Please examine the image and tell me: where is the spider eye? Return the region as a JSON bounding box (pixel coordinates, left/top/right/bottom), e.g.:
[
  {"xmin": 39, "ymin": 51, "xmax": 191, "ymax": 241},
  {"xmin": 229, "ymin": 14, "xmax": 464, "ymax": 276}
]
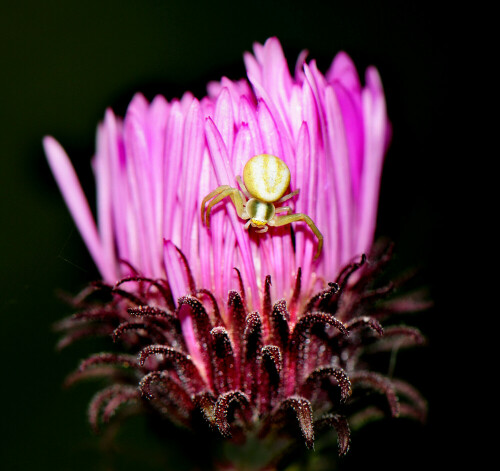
[{"xmin": 243, "ymin": 154, "xmax": 290, "ymax": 202}]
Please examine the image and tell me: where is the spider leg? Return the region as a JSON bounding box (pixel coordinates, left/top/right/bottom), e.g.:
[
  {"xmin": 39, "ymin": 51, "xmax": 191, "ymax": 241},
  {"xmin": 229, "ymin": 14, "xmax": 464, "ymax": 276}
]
[
  {"xmin": 275, "ymin": 206, "xmax": 291, "ymax": 214},
  {"xmin": 236, "ymin": 175, "xmax": 252, "ymax": 199},
  {"xmin": 201, "ymin": 185, "xmax": 232, "ymax": 226},
  {"xmin": 203, "ymin": 187, "xmax": 248, "ymax": 228},
  {"xmin": 229, "ymin": 189, "xmax": 248, "ymax": 219},
  {"xmin": 276, "ymin": 189, "xmax": 299, "ymax": 204},
  {"xmin": 269, "ymin": 212, "xmax": 323, "ymax": 259}
]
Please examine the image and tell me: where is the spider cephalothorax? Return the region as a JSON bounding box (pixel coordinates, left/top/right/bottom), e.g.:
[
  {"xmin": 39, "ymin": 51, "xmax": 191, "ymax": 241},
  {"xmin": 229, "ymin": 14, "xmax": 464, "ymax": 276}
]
[{"xmin": 201, "ymin": 154, "xmax": 324, "ymax": 258}]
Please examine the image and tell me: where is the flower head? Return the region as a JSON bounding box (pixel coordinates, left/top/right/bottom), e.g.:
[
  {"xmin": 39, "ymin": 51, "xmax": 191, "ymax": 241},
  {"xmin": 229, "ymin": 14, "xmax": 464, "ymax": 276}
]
[
  {"xmin": 45, "ymin": 38, "xmax": 426, "ymax": 468},
  {"xmin": 45, "ymin": 37, "xmax": 389, "ymax": 311}
]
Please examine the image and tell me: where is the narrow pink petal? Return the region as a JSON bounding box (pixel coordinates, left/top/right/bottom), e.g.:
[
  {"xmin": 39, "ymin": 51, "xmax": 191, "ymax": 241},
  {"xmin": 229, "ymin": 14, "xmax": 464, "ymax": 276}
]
[
  {"xmin": 328, "ymin": 53, "xmax": 365, "ymax": 206},
  {"xmin": 208, "ymin": 168, "xmax": 225, "ymax": 301},
  {"xmin": 180, "ymin": 91, "xmax": 195, "ymax": 114},
  {"xmin": 163, "ymin": 101, "xmax": 184, "ymax": 244},
  {"xmin": 253, "ymin": 89, "xmax": 294, "ymax": 155},
  {"xmin": 326, "ymin": 51, "xmax": 362, "ymax": 94},
  {"xmin": 303, "ymin": 62, "xmax": 327, "ymax": 139},
  {"xmin": 239, "ymin": 96, "xmax": 264, "ymax": 154},
  {"xmin": 255, "ymin": 238, "xmax": 272, "ymax": 300},
  {"xmin": 309, "ymin": 60, "xmax": 328, "ymax": 91},
  {"xmin": 301, "ymin": 78, "xmax": 320, "ymax": 165},
  {"xmin": 294, "ymin": 49, "xmax": 309, "ymax": 83},
  {"xmin": 325, "ymin": 85, "xmax": 353, "ymax": 265},
  {"xmin": 197, "ymin": 152, "xmax": 216, "ymax": 290},
  {"xmin": 357, "ymin": 67, "xmax": 388, "ymax": 255},
  {"xmin": 170, "ymin": 203, "xmax": 183, "ymax": 254},
  {"xmin": 124, "ymin": 96, "xmax": 157, "ymax": 276},
  {"xmin": 178, "ymin": 304, "xmax": 209, "ymax": 384},
  {"xmin": 333, "ymin": 82, "xmax": 364, "ymax": 202},
  {"xmin": 300, "ymin": 83, "xmax": 321, "ymax": 224},
  {"xmin": 208, "ymin": 77, "xmax": 253, "ymax": 123},
  {"xmin": 200, "ymin": 96, "xmax": 215, "ymax": 119},
  {"xmin": 206, "ymin": 79, "xmax": 221, "ymax": 98},
  {"xmin": 200, "ymin": 150, "xmax": 227, "ymax": 304},
  {"xmin": 104, "ymin": 109, "xmax": 130, "ymax": 269},
  {"xmin": 257, "ymin": 99, "xmax": 285, "ymax": 159},
  {"xmin": 43, "ymin": 136, "xmax": 113, "ymax": 281},
  {"xmin": 232, "ymin": 124, "xmax": 255, "ymax": 177},
  {"xmin": 179, "ymin": 99, "xmax": 204, "ymax": 258},
  {"xmin": 93, "ymin": 124, "xmax": 118, "ymax": 280},
  {"xmin": 213, "ymin": 88, "xmax": 235, "ymax": 162},
  {"xmin": 243, "ymin": 51, "xmax": 262, "ymax": 88},
  {"xmin": 293, "ymin": 122, "xmax": 314, "ymax": 283},
  {"xmin": 163, "ymin": 240, "xmax": 189, "ymax": 303},
  {"xmin": 252, "ymin": 41, "xmax": 266, "ymax": 68},
  {"xmin": 205, "ymin": 117, "xmax": 237, "ymax": 187},
  {"xmin": 303, "ymin": 64, "xmax": 339, "ymax": 274},
  {"xmin": 222, "ymin": 227, "xmax": 236, "ymax": 298},
  {"xmin": 245, "ymin": 47, "xmax": 295, "ymax": 151},
  {"xmin": 288, "ymin": 85, "xmax": 304, "ymax": 144},
  {"xmin": 148, "ymin": 95, "xmax": 170, "ymax": 277},
  {"xmin": 261, "ymin": 37, "xmax": 293, "ymax": 105}
]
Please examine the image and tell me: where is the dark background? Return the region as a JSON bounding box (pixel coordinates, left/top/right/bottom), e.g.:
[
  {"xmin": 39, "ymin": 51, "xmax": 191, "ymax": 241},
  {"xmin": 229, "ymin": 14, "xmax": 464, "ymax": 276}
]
[{"xmin": 1, "ymin": 1, "xmax": 461, "ymax": 470}]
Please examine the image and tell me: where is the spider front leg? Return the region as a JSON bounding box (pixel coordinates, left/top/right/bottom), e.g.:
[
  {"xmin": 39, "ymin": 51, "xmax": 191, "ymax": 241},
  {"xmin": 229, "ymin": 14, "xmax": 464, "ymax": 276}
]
[
  {"xmin": 201, "ymin": 186, "xmax": 248, "ymax": 228},
  {"xmin": 269, "ymin": 212, "xmax": 323, "ymax": 259}
]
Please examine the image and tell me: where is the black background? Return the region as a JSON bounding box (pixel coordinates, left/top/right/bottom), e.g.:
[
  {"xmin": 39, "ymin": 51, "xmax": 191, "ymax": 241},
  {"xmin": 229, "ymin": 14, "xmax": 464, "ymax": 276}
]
[{"xmin": 1, "ymin": 1, "xmax": 463, "ymax": 470}]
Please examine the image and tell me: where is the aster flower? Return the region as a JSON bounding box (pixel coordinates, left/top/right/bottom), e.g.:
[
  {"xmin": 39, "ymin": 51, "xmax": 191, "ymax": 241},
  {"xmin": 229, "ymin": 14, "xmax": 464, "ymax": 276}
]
[{"xmin": 45, "ymin": 38, "xmax": 427, "ymax": 470}]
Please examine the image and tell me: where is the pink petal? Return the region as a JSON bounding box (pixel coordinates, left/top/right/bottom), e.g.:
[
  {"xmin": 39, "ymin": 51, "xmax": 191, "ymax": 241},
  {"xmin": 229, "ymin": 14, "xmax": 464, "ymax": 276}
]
[
  {"xmin": 124, "ymin": 95, "xmax": 158, "ymax": 276},
  {"xmin": 43, "ymin": 136, "xmax": 114, "ymax": 281},
  {"xmin": 357, "ymin": 67, "xmax": 388, "ymax": 255},
  {"xmin": 327, "ymin": 51, "xmax": 362, "ymax": 94},
  {"xmin": 178, "ymin": 303, "xmax": 209, "ymax": 384},
  {"xmin": 163, "ymin": 101, "xmax": 184, "ymax": 245},
  {"xmin": 163, "ymin": 240, "xmax": 189, "ymax": 303},
  {"xmin": 179, "ymin": 99, "xmax": 204, "ymax": 259},
  {"xmin": 332, "ymin": 82, "xmax": 364, "ymax": 202},
  {"xmin": 213, "ymin": 88, "xmax": 235, "ymax": 162},
  {"xmin": 93, "ymin": 123, "xmax": 118, "ymax": 279},
  {"xmin": 148, "ymin": 95, "xmax": 171, "ymax": 275},
  {"xmin": 103, "ymin": 109, "xmax": 131, "ymax": 270},
  {"xmin": 325, "ymin": 85, "xmax": 353, "ymax": 265},
  {"xmin": 232, "ymin": 124, "xmax": 256, "ymax": 177},
  {"xmin": 303, "ymin": 64, "xmax": 339, "ymax": 273},
  {"xmin": 239, "ymin": 96, "xmax": 264, "ymax": 154},
  {"xmin": 293, "ymin": 122, "xmax": 315, "ymax": 284},
  {"xmin": 196, "ymin": 152, "xmax": 216, "ymax": 290}
]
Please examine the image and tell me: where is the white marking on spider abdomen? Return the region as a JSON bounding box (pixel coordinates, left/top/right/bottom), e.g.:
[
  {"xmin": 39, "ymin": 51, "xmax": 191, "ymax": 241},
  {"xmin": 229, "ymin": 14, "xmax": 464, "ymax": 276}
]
[{"xmin": 243, "ymin": 154, "xmax": 291, "ymax": 202}]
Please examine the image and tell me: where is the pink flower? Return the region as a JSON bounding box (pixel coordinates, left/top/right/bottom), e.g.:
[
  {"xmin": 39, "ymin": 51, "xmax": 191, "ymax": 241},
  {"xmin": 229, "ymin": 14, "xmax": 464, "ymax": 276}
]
[
  {"xmin": 46, "ymin": 38, "xmax": 425, "ymax": 465},
  {"xmin": 44, "ymin": 37, "xmax": 389, "ymax": 313}
]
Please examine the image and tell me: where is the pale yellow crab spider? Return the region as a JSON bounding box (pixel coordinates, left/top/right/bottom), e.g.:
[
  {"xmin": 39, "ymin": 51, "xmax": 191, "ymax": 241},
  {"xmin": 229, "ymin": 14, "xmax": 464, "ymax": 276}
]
[{"xmin": 201, "ymin": 154, "xmax": 323, "ymax": 259}]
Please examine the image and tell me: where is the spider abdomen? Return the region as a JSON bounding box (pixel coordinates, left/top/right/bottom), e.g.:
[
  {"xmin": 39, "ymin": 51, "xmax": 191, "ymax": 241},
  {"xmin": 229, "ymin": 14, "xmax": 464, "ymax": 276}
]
[{"xmin": 243, "ymin": 154, "xmax": 291, "ymax": 202}]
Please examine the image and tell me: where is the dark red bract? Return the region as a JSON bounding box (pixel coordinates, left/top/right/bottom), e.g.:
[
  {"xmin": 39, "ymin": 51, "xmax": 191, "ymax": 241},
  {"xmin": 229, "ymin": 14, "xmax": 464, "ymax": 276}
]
[{"xmin": 57, "ymin": 244, "xmax": 428, "ymax": 469}]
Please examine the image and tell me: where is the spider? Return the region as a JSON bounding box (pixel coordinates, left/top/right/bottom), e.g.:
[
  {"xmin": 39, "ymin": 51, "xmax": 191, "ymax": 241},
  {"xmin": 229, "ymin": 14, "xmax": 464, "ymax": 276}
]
[{"xmin": 201, "ymin": 154, "xmax": 323, "ymax": 258}]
